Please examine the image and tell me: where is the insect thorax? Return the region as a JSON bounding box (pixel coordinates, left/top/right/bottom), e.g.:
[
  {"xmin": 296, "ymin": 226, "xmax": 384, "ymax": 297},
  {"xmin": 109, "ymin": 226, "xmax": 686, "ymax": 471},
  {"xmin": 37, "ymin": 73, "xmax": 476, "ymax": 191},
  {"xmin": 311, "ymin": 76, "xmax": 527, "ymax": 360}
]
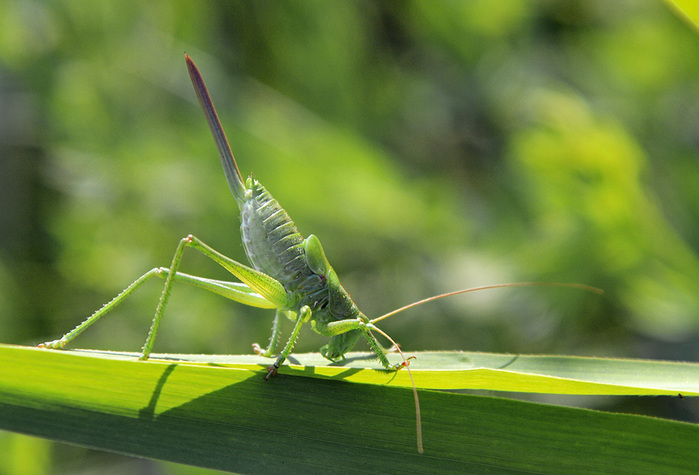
[{"xmin": 240, "ymin": 180, "xmax": 363, "ymax": 324}]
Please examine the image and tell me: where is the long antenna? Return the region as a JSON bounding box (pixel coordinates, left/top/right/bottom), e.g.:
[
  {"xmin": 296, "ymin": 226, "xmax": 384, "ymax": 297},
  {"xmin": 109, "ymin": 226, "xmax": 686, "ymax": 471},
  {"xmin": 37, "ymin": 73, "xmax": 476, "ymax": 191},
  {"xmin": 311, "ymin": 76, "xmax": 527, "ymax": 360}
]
[
  {"xmin": 369, "ymin": 280, "xmax": 602, "ymax": 454},
  {"xmin": 369, "ymin": 324, "xmax": 423, "ymax": 454},
  {"xmin": 371, "ymin": 282, "xmax": 603, "ymax": 325}
]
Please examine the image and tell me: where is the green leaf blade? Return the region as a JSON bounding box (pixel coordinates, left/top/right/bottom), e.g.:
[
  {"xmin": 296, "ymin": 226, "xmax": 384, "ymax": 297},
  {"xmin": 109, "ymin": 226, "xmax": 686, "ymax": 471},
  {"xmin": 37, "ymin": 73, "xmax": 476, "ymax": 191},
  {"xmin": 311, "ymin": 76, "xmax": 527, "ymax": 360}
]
[
  {"xmin": 0, "ymin": 344, "xmax": 697, "ymax": 473},
  {"xmin": 136, "ymin": 349, "xmax": 699, "ymax": 395}
]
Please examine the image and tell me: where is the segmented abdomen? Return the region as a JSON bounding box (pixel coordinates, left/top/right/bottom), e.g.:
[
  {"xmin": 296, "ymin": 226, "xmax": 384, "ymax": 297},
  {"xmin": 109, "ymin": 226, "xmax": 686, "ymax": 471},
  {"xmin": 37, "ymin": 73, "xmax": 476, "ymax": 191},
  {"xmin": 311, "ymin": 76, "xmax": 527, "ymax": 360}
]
[{"xmin": 240, "ymin": 180, "xmax": 324, "ymax": 306}]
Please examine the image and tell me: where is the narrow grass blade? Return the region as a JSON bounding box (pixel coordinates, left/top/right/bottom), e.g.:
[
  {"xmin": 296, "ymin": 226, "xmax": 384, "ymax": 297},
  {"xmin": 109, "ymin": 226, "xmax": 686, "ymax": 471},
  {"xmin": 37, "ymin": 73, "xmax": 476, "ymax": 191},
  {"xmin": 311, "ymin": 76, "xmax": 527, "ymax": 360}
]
[{"xmin": 0, "ymin": 344, "xmax": 697, "ymax": 473}]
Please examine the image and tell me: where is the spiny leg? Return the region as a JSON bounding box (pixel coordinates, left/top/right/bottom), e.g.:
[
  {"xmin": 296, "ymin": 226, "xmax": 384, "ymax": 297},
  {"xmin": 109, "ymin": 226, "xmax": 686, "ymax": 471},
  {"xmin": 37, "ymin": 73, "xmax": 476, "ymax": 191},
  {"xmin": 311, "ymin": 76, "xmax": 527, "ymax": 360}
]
[
  {"xmin": 42, "ymin": 234, "xmax": 284, "ymax": 358},
  {"xmin": 39, "ymin": 268, "xmax": 165, "ymax": 350},
  {"xmin": 252, "ymin": 308, "xmax": 283, "ymax": 357},
  {"xmin": 141, "ymin": 234, "xmax": 289, "ymax": 359},
  {"xmin": 38, "ymin": 268, "xmax": 272, "ymax": 350},
  {"xmin": 314, "ymin": 316, "xmax": 423, "ymax": 453},
  {"xmin": 263, "ymin": 305, "xmax": 312, "ymax": 380},
  {"xmin": 360, "ymin": 325, "xmax": 407, "ymax": 371},
  {"xmin": 140, "ymin": 236, "xmax": 190, "ymax": 359},
  {"xmin": 316, "ymin": 318, "xmax": 404, "ymax": 370},
  {"xmin": 159, "ymin": 269, "xmax": 276, "ymax": 309},
  {"xmin": 184, "ymin": 234, "xmax": 289, "ymax": 308}
]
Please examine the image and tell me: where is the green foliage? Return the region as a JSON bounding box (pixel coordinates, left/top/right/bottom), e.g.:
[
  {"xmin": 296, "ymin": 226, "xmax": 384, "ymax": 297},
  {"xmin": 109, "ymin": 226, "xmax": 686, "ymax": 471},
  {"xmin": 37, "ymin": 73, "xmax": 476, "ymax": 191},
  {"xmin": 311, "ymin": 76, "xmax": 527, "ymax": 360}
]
[
  {"xmin": 1, "ymin": 345, "xmax": 698, "ymax": 473},
  {"xmin": 0, "ymin": 1, "xmax": 696, "ymax": 472}
]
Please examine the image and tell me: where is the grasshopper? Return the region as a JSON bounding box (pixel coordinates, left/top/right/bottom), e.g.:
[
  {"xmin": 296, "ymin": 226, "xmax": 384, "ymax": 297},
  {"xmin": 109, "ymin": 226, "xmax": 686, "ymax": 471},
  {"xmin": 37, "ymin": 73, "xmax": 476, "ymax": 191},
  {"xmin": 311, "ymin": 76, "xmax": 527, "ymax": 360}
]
[{"xmin": 40, "ymin": 55, "xmax": 601, "ymax": 453}]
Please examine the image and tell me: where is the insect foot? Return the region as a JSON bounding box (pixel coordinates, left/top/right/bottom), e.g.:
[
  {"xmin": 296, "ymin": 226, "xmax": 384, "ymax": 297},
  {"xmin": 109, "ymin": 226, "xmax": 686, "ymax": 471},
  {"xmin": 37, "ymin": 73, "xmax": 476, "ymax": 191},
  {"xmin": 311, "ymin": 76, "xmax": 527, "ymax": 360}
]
[
  {"xmin": 37, "ymin": 338, "xmax": 67, "ymax": 349},
  {"xmin": 263, "ymin": 363, "xmax": 279, "ymax": 380},
  {"xmin": 251, "ymin": 343, "xmax": 265, "ymax": 355},
  {"xmin": 394, "ymin": 355, "xmax": 417, "ymax": 370}
]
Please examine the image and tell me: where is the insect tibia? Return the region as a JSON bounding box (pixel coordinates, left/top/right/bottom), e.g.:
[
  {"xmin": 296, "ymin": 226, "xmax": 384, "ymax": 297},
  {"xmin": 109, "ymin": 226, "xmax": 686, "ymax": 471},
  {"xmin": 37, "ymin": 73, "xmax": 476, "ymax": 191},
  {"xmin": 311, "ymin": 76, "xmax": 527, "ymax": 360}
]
[
  {"xmin": 253, "ymin": 309, "xmax": 283, "ymax": 357},
  {"xmin": 263, "ymin": 362, "xmax": 279, "ymax": 380}
]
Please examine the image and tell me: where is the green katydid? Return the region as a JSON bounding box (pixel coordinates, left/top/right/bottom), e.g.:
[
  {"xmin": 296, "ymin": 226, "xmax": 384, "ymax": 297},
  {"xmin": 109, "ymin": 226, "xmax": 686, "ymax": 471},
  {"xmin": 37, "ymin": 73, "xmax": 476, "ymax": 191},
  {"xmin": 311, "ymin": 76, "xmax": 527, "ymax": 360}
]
[{"xmin": 39, "ymin": 54, "xmax": 602, "ymax": 454}]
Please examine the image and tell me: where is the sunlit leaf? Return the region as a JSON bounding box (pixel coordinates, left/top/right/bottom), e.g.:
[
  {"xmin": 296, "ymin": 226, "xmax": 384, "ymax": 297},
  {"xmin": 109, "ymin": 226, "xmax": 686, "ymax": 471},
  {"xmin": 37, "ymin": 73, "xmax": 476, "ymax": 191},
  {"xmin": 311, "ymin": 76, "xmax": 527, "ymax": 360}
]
[{"xmin": 1, "ymin": 345, "xmax": 697, "ymax": 472}]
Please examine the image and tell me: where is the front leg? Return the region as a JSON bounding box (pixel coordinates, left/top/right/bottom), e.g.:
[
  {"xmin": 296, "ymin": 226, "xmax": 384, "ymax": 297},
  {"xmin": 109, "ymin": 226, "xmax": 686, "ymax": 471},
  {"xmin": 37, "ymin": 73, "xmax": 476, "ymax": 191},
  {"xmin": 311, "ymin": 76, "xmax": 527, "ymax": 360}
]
[{"xmin": 315, "ymin": 318, "xmax": 405, "ymax": 371}]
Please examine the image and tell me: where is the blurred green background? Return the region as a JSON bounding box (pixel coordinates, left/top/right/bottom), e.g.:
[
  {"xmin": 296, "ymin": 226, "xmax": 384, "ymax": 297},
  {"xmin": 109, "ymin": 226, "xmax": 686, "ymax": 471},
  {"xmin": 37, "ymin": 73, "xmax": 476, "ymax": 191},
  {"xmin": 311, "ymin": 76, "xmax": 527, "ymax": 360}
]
[{"xmin": 0, "ymin": 1, "xmax": 697, "ymax": 473}]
